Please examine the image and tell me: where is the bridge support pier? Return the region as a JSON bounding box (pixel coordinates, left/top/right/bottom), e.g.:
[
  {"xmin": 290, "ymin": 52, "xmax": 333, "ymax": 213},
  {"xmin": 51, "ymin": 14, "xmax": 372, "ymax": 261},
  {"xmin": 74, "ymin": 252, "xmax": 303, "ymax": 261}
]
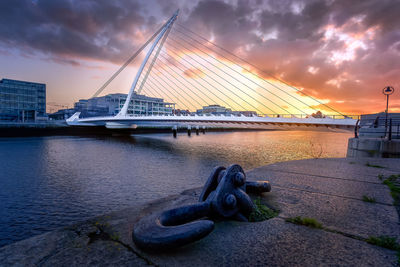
[
  {"xmin": 172, "ymin": 126, "xmax": 177, "ymax": 138},
  {"xmin": 202, "ymin": 126, "xmax": 206, "ymax": 134},
  {"xmin": 196, "ymin": 126, "xmax": 199, "ymax": 135},
  {"xmin": 187, "ymin": 126, "xmax": 191, "ymax": 137}
]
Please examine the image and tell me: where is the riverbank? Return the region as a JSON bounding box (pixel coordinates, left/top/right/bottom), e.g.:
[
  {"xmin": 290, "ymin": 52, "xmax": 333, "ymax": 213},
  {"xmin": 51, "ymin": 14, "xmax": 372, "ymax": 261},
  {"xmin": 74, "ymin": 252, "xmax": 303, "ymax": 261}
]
[{"xmin": 1, "ymin": 157, "xmax": 399, "ymax": 266}]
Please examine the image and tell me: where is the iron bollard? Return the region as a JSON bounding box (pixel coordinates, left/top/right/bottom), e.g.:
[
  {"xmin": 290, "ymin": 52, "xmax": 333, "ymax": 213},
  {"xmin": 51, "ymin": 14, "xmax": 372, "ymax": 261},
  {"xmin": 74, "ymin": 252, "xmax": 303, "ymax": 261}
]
[
  {"xmin": 172, "ymin": 126, "xmax": 177, "ymax": 138},
  {"xmin": 132, "ymin": 164, "xmax": 271, "ymax": 251}
]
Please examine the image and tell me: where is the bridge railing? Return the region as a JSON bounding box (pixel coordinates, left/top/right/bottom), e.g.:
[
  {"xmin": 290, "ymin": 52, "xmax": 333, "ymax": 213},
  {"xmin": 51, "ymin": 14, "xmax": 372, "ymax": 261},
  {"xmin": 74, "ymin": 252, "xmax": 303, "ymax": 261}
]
[
  {"xmin": 260, "ymin": 114, "xmax": 360, "ymax": 120},
  {"xmin": 123, "ymin": 113, "xmax": 360, "ymax": 119}
]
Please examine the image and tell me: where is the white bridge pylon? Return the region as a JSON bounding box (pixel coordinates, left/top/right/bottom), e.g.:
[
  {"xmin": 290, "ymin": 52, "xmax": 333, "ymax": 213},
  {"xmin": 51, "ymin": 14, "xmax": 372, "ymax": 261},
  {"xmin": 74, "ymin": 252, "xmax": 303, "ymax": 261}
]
[
  {"xmin": 67, "ymin": 10, "xmax": 357, "ymax": 130},
  {"xmin": 118, "ymin": 10, "xmax": 179, "ymax": 117}
]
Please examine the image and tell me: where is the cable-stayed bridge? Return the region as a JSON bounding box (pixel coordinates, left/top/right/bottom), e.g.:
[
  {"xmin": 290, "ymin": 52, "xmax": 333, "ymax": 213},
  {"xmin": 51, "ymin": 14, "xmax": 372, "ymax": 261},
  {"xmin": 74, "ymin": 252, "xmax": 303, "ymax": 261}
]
[{"xmin": 67, "ymin": 10, "xmax": 358, "ymax": 131}]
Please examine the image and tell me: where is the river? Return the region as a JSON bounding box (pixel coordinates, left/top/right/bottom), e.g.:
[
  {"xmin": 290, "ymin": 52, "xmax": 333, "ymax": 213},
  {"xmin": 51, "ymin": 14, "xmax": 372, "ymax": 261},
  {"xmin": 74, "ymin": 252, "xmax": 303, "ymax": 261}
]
[{"xmin": 0, "ymin": 130, "xmax": 351, "ymax": 247}]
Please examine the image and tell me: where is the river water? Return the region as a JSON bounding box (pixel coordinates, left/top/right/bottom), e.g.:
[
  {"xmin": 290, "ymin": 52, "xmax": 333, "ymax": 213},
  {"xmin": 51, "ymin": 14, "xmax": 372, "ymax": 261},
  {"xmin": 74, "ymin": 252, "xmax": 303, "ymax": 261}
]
[{"xmin": 0, "ymin": 130, "xmax": 351, "ymax": 247}]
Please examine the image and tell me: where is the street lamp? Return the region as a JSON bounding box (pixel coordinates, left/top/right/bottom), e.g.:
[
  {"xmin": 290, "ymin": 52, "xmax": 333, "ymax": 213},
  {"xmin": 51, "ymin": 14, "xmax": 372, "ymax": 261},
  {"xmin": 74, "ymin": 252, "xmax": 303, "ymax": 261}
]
[{"xmin": 382, "ymin": 86, "xmax": 394, "ymax": 137}]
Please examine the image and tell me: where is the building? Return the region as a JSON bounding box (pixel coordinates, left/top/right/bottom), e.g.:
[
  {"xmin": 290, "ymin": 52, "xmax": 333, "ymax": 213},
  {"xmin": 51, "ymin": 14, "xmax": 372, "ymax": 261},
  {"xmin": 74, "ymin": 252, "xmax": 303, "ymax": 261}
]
[
  {"xmin": 196, "ymin": 104, "xmax": 232, "ymax": 115},
  {"xmin": 51, "ymin": 93, "xmax": 175, "ymax": 119},
  {"xmin": 0, "ymin": 78, "xmax": 46, "ymax": 122},
  {"xmin": 196, "ymin": 104, "xmax": 257, "ymax": 116}
]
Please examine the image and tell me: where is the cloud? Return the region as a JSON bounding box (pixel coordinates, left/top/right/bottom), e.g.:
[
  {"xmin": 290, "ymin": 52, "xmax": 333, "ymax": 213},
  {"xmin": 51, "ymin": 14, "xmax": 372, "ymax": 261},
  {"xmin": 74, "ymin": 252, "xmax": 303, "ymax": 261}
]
[
  {"xmin": 173, "ymin": 0, "xmax": 400, "ymax": 114},
  {"xmin": 0, "ymin": 0, "xmax": 153, "ymax": 64},
  {"xmin": 0, "ymin": 0, "xmax": 399, "ymax": 114}
]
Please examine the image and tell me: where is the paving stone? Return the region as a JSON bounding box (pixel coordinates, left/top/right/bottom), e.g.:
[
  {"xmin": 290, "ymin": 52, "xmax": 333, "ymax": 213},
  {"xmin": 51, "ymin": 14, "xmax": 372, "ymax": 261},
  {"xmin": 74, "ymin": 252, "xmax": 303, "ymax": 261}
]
[
  {"xmin": 137, "ymin": 219, "xmax": 398, "ymax": 267},
  {"xmin": 259, "ymin": 158, "xmax": 400, "ymax": 183},
  {"xmin": 247, "ymin": 169, "xmax": 394, "ymax": 205},
  {"xmin": 264, "ymin": 187, "xmax": 400, "ymax": 239}
]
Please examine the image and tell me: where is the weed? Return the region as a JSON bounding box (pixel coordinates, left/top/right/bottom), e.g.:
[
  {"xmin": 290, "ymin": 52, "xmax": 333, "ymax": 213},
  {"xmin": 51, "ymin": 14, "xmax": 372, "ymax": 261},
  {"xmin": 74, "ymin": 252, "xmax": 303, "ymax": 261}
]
[
  {"xmin": 378, "ymin": 174, "xmax": 384, "ymax": 180},
  {"xmin": 110, "ymin": 233, "xmax": 120, "ymax": 241},
  {"xmin": 365, "ymin": 162, "xmax": 385, "ymax": 168},
  {"xmin": 382, "ymin": 175, "xmax": 400, "ymax": 205},
  {"xmin": 285, "ymin": 216, "xmax": 322, "ymax": 229},
  {"xmin": 397, "ymin": 251, "xmax": 400, "ymax": 266},
  {"xmin": 362, "ymin": 195, "xmax": 376, "ymax": 203},
  {"xmin": 249, "ymin": 198, "xmax": 278, "ymax": 222},
  {"xmin": 366, "ymin": 236, "xmax": 400, "ymax": 250}
]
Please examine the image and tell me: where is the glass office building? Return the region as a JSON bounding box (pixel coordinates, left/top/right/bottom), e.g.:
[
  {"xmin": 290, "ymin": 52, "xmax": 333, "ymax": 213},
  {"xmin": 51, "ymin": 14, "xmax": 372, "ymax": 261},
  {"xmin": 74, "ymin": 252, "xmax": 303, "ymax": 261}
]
[{"xmin": 0, "ymin": 78, "xmax": 46, "ymax": 122}]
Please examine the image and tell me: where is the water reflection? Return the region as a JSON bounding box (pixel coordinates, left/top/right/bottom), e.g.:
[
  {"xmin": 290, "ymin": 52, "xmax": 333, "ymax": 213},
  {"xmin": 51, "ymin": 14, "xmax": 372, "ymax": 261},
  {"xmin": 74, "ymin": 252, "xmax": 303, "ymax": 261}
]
[{"xmin": 0, "ymin": 130, "xmax": 351, "ymax": 247}]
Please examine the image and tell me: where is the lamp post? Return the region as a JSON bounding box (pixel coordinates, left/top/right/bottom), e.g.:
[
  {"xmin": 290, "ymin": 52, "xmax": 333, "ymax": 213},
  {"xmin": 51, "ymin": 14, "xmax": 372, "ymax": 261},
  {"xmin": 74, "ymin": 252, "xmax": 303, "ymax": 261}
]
[{"xmin": 382, "ymin": 86, "xmax": 394, "ymax": 138}]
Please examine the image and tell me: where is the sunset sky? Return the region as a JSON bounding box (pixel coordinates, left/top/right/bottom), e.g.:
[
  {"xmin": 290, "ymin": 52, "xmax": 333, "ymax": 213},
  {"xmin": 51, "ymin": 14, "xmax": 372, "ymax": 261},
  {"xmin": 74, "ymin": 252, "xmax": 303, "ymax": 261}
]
[{"xmin": 0, "ymin": 0, "xmax": 399, "ymax": 114}]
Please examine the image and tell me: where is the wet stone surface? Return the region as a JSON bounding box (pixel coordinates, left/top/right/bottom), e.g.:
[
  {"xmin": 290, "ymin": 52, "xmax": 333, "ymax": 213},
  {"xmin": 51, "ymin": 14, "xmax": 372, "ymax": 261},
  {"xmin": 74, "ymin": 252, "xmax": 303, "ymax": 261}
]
[{"xmin": 0, "ymin": 158, "xmax": 399, "ymax": 266}]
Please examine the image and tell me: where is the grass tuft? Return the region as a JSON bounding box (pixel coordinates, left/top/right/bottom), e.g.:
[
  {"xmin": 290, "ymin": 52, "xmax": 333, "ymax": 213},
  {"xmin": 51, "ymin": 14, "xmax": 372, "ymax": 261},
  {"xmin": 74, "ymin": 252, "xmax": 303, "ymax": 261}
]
[
  {"xmin": 362, "ymin": 195, "xmax": 376, "ymax": 203},
  {"xmin": 382, "ymin": 174, "xmax": 400, "ymax": 205},
  {"xmin": 249, "ymin": 198, "xmax": 278, "ymax": 222},
  {"xmin": 366, "ymin": 236, "xmax": 400, "ymax": 250},
  {"xmin": 285, "ymin": 216, "xmax": 322, "ymax": 229},
  {"xmin": 365, "ymin": 162, "xmax": 385, "ymax": 168}
]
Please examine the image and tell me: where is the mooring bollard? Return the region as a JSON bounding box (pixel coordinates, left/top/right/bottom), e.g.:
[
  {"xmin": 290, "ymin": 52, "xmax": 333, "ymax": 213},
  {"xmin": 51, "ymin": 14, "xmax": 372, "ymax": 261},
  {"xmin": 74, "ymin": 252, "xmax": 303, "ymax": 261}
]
[
  {"xmin": 196, "ymin": 126, "xmax": 200, "ymax": 135},
  {"xmin": 187, "ymin": 125, "xmax": 191, "ymax": 136},
  {"xmin": 132, "ymin": 164, "xmax": 271, "ymax": 251},
  {"xmin": 172, "ymin": 126, "xmax": 177, "ymax": 138}
]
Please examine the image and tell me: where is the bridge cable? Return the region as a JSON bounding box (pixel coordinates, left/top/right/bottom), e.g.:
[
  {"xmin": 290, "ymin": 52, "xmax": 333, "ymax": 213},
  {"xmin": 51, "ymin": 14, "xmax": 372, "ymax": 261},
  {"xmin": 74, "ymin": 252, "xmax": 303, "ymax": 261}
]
[
  {"xmin": 173, "ymin": 27, "xmax": 312, "ymax": 114},
  {"xmin": 136, "ymin": 26, "xmax": 172, "ymax": 95},
  {"xmin": 150, "ymin": 60, "xmax": 205, "ymax": 108},
  {"xmin": 145, "ymin": 75, "xmax": 192, "ymax": 111},
  {"xmin": 151, "ymin": 58, "xmax": 211, "ymax": 108},
  {"xmin": 138, "ymin": 67, "xmax": 191, "ymax": 111},
  {"xmin": 156, "ymin": 52, "xmax": 235, "ymax": 110},
  {"xmin": 138, "ymin": 75, "xmax": 189, "ymax": 111},
  {"xmin": 90, "ymin": 22, "xmax": 166, "ymax": 98},
  {"xmin": 169, "ymin": 32, "xmax": 305, "ymax": 115},
  {"xmin": 152, "ymin": 53, "xmax": 222, "ymax": 106},
  {"xmin": 145, "ymin": 79, "xmax": 190, "ymax": 111},
  {"xmin": 143, "ymin": 72, "xmax": 192, "ymax": 111},
  {"xmin": 134, "ymin": 45, "xmax": 193, "ymax": 111},
  {"xmin": 162, "ymin": 45, "xmax": 266, "ymax": 114},
  {"xmin": 147, "ymin": 64, "xmax": 200, "ymax": 111},
  {"xmin": 157, "ymin": 51, "xmax": 242, "ymax": 111},
  {"xmin": 176, "ymin": 23, "xmax": 344, "ymax": 116},
  {"xmin": 173, "ymin": 28, "xmax": 311, "ymax": 115},
  {"xmin": 167, "ymin": 34, "xmax": 291, "ymax": 115}
]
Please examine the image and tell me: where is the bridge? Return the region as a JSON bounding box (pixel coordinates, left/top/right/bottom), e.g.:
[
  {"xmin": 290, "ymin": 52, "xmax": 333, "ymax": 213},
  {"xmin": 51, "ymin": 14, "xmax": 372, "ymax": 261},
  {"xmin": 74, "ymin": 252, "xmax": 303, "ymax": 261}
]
[{"xmin": 67, "ymin": 10, "xmax": 358, "ymax": 131}]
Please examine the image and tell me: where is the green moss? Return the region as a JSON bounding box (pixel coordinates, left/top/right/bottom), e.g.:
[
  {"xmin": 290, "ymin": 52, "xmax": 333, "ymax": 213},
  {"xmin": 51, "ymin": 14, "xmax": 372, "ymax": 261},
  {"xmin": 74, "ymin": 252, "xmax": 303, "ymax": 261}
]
[
  {"xmin": 365, "ymin": 162, "xmax": 385, "ymax": 168},
  {"xmin": 362, "ymin": 195, "xmax": 376, "ymax": 203},
  {"xmin": 249, "ymin": 198, "xmax": 278, "ymax": 222},
  {"xmin": 285, "ymin": 216, "xmax": 322, "ymax": 229},
  {"xmin": 378, "ymin": 174, "xmax": 384, "ymax": 180},
  {"xmin": 366, "ymin": 236, "xmax": 400, "ymax": 250},
  {"xmin": 397, "ymin": 251, "xmax": 400, "ymax": 266},
  {"xmin": 382, "ymin": 175, "xmax": 400, "ymax": 205},
  {"xmin": 110, "ymin": 233, "xmax": 120, "ymax": 241}
]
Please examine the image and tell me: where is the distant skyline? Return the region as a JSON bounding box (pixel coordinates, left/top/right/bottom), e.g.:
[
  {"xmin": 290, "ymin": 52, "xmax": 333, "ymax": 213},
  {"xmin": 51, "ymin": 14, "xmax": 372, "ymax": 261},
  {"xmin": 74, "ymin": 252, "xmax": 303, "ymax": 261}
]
[{"xmin": 0, "ymin": 0, "xmax": 399, "ymax": 114}]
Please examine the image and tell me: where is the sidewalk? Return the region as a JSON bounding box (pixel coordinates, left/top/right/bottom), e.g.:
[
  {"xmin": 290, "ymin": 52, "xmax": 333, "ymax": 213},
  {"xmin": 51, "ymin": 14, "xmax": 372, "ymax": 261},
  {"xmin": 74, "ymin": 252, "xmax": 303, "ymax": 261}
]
[{"xmin": 1, "ymin": 158, "xmax": 399, "ymax": 266}]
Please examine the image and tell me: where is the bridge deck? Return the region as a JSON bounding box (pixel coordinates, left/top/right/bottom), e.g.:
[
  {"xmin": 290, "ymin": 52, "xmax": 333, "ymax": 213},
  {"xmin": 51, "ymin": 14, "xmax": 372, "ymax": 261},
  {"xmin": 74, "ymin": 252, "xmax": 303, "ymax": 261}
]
[{"xmin": 66, "ymin": 113, "xmax": 357, "ymax": 129}]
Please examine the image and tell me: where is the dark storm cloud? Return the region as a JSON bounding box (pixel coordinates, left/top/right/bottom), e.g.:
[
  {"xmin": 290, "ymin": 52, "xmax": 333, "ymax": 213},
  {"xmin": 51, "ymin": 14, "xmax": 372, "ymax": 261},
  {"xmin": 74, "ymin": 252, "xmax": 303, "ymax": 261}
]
[{"xmin": 0, "ymin": 0, "xmax": 151, "ymax": 63}]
